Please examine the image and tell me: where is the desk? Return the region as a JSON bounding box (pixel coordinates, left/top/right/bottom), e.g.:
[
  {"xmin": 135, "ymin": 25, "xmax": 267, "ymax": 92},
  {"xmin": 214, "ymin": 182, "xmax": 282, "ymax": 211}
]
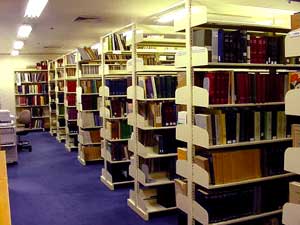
[{"xmin": 0, "ymin": 151, "xmax": 11, "ymax": 225}]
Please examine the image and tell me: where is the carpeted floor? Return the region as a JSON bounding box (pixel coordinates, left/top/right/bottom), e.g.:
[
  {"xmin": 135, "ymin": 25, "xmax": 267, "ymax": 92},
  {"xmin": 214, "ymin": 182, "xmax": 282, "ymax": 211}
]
[{"xmin": 7, "ymin": 132, "xmax": 177, "ymax": 225}]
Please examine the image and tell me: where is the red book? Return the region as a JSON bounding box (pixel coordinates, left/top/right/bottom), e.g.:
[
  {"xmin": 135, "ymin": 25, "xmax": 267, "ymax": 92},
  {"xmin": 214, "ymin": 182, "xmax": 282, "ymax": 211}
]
[
  {"xmin": 67, "ymin": 81, "xmax": 77, "ymax": 92},
  {"xmin": 203, "ymin": 72, "xmax": 216, "ymax": 104}
]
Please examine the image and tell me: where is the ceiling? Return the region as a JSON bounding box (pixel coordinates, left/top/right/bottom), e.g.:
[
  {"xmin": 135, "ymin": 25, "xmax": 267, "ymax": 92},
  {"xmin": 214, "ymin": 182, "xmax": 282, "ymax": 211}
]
[{"xmin": 1, "ymin": 0, "xmax": 300, "ymax": 55}]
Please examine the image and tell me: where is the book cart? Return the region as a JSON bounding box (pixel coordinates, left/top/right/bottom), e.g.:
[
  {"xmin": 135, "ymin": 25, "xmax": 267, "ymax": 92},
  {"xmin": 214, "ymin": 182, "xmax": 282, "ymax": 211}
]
[
  {"xmin": 99, "ymin": 28, "xmax": 134, "ymax": 190},
  {"xmin": 174, "ymin": 1, "xmax": 300, "ymax": 225},
  {"xmin": 283, "ymin": 28, "xmax": 300, "ymax": 225},
  {"xmin": 125, "ymin": 23, "xmax": 186, "ymax": 220}
]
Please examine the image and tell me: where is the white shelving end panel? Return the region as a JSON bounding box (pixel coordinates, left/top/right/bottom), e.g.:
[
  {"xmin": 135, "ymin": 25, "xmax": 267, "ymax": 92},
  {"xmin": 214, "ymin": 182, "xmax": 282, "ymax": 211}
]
[
  {"xmin": 76, "ymin": 87, "xmax": 83, "ymax": 105},
  {"xmin": 285, "ymin": 29, "xmax": 300, "ymax": 58},
  {"xmin": 176, "ymin": 160, "xmax": 190, "ymax": 179},
  {"xmin": 174, "ymin": 5, "xmax": 207, "ymax": 32},
  {"xmin": 193, "ymin": 163, "xmax": 210, "ymax": 189},
  {"xmin": 176, "ymin": 86, "xmax": 209, "ymax": 108},
  {"xmin": 282, "ymin": 203, "xmax": 300, "ymax": 225},
  {"xmin": 176, "ymin": 193, "xmax": 191, "ymax": 215},
  {"xmin": 126, "ymin": 58, "xmax": 144, "ymax": 72},
  {"xmin": 284, "ymin": 147, "xmax": 300, "ymax": 174},
  {"xmin": 175, "ymin": 47, "xmax": 208, "ymax": 68},
  {"xmin": 285, "ymin": 89, "xmax": 300, "ymax": 116},
  {"xmin": 176, "ymin": 124, "xmax": 209, "ymax": 148},
  {"xmin": 99, "ymin": 86, "xmax": 110, "ymax": 97},
  {"xmin": 193, "ymin": 201, "xmax": 209, "ymax": 225},
  {"xmin": 100, "ymin": 107, "xmax": 110, "ymax": 118},
  {"xmin": 126, "ymin": 86, "xmax": 144, "ymax": 100}
]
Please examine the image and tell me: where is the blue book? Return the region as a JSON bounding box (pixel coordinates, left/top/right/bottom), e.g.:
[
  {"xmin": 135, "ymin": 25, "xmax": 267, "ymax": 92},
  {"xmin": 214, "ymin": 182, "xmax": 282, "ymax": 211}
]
[{"xmin": 218, "ymin": 29, "xmax": 224, "ymax": 62}]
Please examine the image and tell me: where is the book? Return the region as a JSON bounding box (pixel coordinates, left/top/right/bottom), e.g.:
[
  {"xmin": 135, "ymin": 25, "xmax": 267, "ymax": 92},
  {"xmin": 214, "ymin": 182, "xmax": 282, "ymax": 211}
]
[{"xmin": 292, "ymin": 124, "xmax": 300, "ymax": 147}]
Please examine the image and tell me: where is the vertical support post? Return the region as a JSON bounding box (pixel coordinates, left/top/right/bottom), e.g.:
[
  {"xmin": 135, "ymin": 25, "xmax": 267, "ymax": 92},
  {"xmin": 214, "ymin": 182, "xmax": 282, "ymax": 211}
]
[{"xmin": 185, "ymin": 0, "xmax": 194, "ymax": 224}]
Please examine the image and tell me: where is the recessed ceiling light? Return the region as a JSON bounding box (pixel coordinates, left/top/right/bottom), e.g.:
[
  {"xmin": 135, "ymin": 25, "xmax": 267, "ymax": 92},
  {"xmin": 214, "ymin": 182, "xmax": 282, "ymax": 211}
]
[
  {"xmin": 24, "ymin": 0, "xmax": 48, "ymax": 18},
  {"xmin": 13, "ymin": 41, "xmax": 24, "ymax": 50},
  {"xmin": 11, "ymin": 50, "xmax": 19, "ymax": 56},
  {"xmin": 17, "ymin": 25, "xmax": 32, "ymax": 39}
]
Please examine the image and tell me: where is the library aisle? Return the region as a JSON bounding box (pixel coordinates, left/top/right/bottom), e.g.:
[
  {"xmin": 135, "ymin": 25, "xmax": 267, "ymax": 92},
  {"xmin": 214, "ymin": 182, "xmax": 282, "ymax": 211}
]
[{"xmin": 6, "ymin": 132, "xmax": 176, "ymax": 225}]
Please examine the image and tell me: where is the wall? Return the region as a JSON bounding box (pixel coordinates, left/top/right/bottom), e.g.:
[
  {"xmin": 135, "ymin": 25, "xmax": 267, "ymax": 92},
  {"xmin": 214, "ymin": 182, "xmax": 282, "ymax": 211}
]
[{"xmin": 0, "ymin": 54, "xmax": 59, "ymax": 115}]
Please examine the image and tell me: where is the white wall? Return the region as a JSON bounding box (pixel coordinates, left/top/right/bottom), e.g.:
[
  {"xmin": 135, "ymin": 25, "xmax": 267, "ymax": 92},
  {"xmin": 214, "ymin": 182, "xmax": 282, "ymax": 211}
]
[{"xmin": 0, "ymin": 54, "xmax": 59, "ymax": 115}]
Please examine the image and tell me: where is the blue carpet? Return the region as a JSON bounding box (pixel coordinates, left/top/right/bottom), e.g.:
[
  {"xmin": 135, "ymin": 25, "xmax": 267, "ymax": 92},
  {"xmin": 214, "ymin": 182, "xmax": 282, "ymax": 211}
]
[{"xmin": 7, "ymin": 132, "xmax": 177, "ymax": 225}]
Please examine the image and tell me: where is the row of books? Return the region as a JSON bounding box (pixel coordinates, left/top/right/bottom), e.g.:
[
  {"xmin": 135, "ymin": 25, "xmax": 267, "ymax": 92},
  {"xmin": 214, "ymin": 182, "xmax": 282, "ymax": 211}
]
[
  {"xmin": 139, "ymin": 54, "xmax": 175, "ymax": 66},
  {"xmin": 106, "ymin": 33, "xmax": 130, "ymax": 51},
  {"xmin": 57, "ymin": 81, "xmax": 64, "ymax": 91},
  {"xmin": 201, "ymin": 71, "xmax": 289, "ymax": 104},
  {"xmin": 81, "ymin": 96, "xmax": 98, "ymax": 110},
  {"xmin": 36, "ymin": 61, "xmax": 48, "ymax": 70},
  {"xmin": 193, "ymin": 109, "xmax": 288, "ymax": 146},
  {"xmin": 194, "ymin": 29, "xmax": 285, "ymax": 64},
  {"xmin": 80, "ymin": 80, "xmax": 101, "ymax": 94},
  {"xmin": 139, "ymin": 102, "xmax": 177, "ymax": 127},
  {"xmin": 66, "ymin": 68, "xmax": 76, "ymax": 77},
  {"xmin": 80, "ymin": 146, "xmax": 101, "ymax": 161},
  {"xmin": 106, "ymin": 142, "xmax": 132, "ymax": 161},
  {"xmin": 105, "ymin": 79, "xmax": 129, "ymax": 95},
  {"xmin": 17, "ymin": 96, "xmax": 48, "ymax": 106},
  {"xmin": 67, "ymin": 109, "xmax": 77, "ymax": 120},
  {"xmin": 138, "ymin": 129, "xmax": 180, "ymax": 154},
  {"xmin": 138, "ymin": 76, "xmax": 177, "ymax": 99},
  {"xmin": 16, "ymin": 84, "xmax": 48, "ymax": 95},
  {"xmin": 188, "ymin": 141, "xmax": 290, "ymax": 185},
  {"xmin": 32, "ymin": 108, "xmax": 49, "ymax": 117},
  {"xmin": 105, "ymin": 54, "xmax": 131, "ymax": 61},
  {"xmin": 66, "ymin": 54, "xmax": 76, "ymax": 65},
  {"xmin": 67, "ymin": 121, "xmax": 78, "ymax": 134},
  {"xmin": 56, "ymin": 70, "xmax": 64, "ymax": 79},
  {"xmin": 80, "ymin": 64, "xmax": 99, "ymax": 75},
  {"xmin": 57, "ymin": 59, "xmax": 64, "ymax": 67},
  {"xmin": 78, "ymin": 111, "xmax": 102, "ymax": 128},
  {"xmin": 58, "ymin": 118, "xmax": 66, "ymax": 127},
  {"xmin": 31, "ymin": 119, "xmax": 45, "ymax": 128},
  {"xmin": 66, "ymin": 95, "xmax": 76, "ymax": 106},
  {"xmin": 49, "ymin": 82, "xmax": 55, "ymax": 90},
  {"xmin": 104, "ymin": 98, "xmax": 129, "ymax": 117},
  {"xmin": 16, "ymin": 72, "xmax": 48, "ymax": 84},
  {"xmin": 79, "ymin": 130, "xmax": 101, "ymax": 143},
  {"xmin": 57, "ymin": 93, "xmax": 64, "ymax": 103},
  {"xmin": 196, "ymin": 179, "xmax": 289, "ymax": 223},
  {"xmin": 58, "ymin": 105, "xmax": 65, "ymax": 115},
  {"xmin": 78, "ymin": 47, "xmax": 99, "ymax": 61},
  {"xmin": 67, "ymin": 136, "xmax": 78, "ymax": 146},
  {"xmin": 66, "ymin": 81, "xmax": 76, "ymax": 92},
  {"xmin": 106, "ymin": 64, "xmax": 127, "ymax": 71},
  {"xmin": 105, "ymin": 120, "xmax": 132, "ymax": 140}
]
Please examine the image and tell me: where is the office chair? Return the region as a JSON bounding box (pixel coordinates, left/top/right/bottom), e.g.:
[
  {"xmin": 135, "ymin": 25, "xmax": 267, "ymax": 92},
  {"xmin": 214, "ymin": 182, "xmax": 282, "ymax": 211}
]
[{"xmin": 16, "ymin": 109, "xmax": 32, "ymax": 152}]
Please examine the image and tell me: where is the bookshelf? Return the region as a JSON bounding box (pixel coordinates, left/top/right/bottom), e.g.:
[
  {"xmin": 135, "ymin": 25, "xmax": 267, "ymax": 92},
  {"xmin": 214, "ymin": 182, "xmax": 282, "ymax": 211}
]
[
  {"xmin": 125, "ymin": 24, "xmax": 185, "ymax": 220},
  {"xmin": 48, "ymin": 60, "xmax": 57, "ymax": 136},
  {"xmin": 77, "ymin": 49, "xmax": 102, "ymax": 166},
  {"xmin": 173, "ymin": 2, "xmax": 300, "ymax": 225},
  {"xmin": 55, "ymin": 57, "xmax": 66, "ymax": 142},
  {"xmin": 99, "ymin": 32, "xmax": 134, "ymax": 190},
  {"xmin": 282, "ymin": 30, "xmax": 300, "ymax": 225},
  {"xmin": 64, "ymin": 51, "xmax": 79, "ymax": 152},
  {"xmin": 14, "ymin": 63, "xmax": 50, "ymax": 130}
]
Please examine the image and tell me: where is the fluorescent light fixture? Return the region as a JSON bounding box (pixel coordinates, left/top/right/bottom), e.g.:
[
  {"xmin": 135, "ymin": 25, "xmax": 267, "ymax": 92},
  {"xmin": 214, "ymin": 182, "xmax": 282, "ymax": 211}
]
[
  {"xmin": 13, "ymin": 41, "xmax": 24, "ymax": 50},
  {"xmin": 24, "ymin": 0, "xmax": 48, "ymax": 18},
  {"xmin": 17, "ymin": 25, "xmax": 32, "ymax": 38},
  {"xmin": 11, "ymin": 50, "xmax": 19, "ymax": 56}
]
